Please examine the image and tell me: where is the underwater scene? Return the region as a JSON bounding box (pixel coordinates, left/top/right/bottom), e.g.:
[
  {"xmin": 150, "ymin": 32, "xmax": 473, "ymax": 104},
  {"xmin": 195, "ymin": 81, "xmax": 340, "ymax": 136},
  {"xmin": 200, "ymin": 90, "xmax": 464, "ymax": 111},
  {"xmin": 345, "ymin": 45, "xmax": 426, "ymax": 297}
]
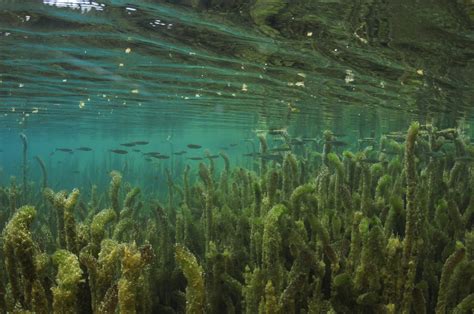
[{"xmin": 1, "ymin": 0, "xmax": 474, "ymax": 313}]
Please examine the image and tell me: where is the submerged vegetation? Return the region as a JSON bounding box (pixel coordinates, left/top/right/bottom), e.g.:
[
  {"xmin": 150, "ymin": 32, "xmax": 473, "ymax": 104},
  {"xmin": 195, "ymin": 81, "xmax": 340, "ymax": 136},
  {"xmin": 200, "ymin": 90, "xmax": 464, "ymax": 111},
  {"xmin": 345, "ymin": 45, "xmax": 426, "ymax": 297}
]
[{"xmin": 0, "ymin": 122, "xmax": 473, "ymax": 313}]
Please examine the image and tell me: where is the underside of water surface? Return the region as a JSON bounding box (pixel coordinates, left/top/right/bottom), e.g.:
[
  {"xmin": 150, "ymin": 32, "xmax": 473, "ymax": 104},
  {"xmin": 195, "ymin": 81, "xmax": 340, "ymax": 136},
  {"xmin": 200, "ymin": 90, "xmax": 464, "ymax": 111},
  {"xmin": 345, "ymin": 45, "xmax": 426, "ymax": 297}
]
[{"xmin": 0, "ymin": 1, "xmax": 474, "ymax": 313}]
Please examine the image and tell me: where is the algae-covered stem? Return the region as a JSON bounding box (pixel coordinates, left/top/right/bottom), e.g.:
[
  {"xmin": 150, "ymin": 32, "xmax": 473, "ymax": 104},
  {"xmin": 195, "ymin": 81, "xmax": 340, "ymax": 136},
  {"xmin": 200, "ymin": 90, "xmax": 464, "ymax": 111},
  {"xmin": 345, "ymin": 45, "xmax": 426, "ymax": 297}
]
[
  {"xmin": 401, "ymin": 121, "xmax": 420, "ymax": 311},
  {"xmin": 167, "ymin": 137, "xmax": 174, "ymax": 177},
  {"xmin": 403, "ymin": 122, "xmax": 419, "ymax": 261},
  {"xmin": 34, "ymin": 156, "xmax": 47, "ymax": 190},
  {"xmin": 20, "ymin": 133, "xmax": 28, "ymax": 200}
]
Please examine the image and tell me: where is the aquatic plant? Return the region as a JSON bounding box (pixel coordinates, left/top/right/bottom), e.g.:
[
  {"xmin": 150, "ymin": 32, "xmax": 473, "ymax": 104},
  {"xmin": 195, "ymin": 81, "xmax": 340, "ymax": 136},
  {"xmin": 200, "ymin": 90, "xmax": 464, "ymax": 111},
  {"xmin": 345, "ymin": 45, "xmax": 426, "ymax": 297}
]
[
  {"xmin": 0, "ymin": 121, "xmax": 472, "ymax": 313},
  {"xmin": 19, "ymin": 133, "xmax": 28, "ymax": 200},
  {"xmin": 52, "ymin": 249, "xmax": 83, "ymax": 312},
  {"xmin": 34, "ymin": 155, "xmax": 47, "ymax": 190},
  {"xmin": 175, "ymin": 244, "xmax": 206, "ymax": 314}
]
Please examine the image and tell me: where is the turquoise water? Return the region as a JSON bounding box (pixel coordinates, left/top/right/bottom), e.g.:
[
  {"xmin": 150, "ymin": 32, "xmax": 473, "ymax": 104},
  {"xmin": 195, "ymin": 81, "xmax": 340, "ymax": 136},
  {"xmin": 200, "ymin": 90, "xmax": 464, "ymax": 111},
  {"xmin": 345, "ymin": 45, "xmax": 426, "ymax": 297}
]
[
  {"xmin": 1, "ymin": 1, "xmax": 473, "ymax": 132},
  {"xmin": 1, "ymin": 0, "xmax": 473, "ymax": 183},
  {"xmin": 0, "ymin": 1, "xmax": 474, "ymax": 313}
]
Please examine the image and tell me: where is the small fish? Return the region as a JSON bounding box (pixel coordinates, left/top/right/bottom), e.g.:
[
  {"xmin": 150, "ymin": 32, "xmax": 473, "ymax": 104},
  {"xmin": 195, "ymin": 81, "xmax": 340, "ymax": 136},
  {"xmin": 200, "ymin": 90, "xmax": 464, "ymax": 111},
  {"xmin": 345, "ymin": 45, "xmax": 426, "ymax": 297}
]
[
  {"xmin": 454, "ymin": 156, "xmax": 474, "ymax": 163},
  {"xmin": 49, "ymin": 152, "xmax": 55, "ymax": 156},
  {"xmin": 381, "ymin": 150, "xmax": 400, "ymax": 155},
  {"xmin": 121, "ymin": 143, "xmax": 136, "ymax": 147},
  {"xmin": 326, "ymin": 140, "xmax": 348, "ymax": 147},
  {"xmin": 187, "ymin": 144, "xmax": 202, "ymax": 149},
  {"xmin": 386, "ymin": 131, "xmax": 404, "ymax": 136},
  {"xmin": 270, "ymin": 146, "xmax": 291, "ymax": 152},
  {"xmin": 267, "ymin": 128, "xmax": 287, "ymax": 135},
  {"xmin": 218, "ymin": 146, "xmax": 229, "ymax": 150},
  {"xmin": 187, "ymin": 157, "xmax": 203, "ymax": 160},
  {"xmin": 153, "ymin": 155, "xmax": 170, "ymax": 160},
  {"xmin": 76, "ymin": 147, "xmax": 93, "ymax": 151},
  {"xmin": 72, "ymin": 170, "xmax": 80, "ymax": 174},
  {"xmin": 133, "ymin": 141, "xmax": 149, "ymax": 145},
  {"xmin": 56, "ymin": 148, "xmax": 73, "ymax": 153},
  {"xmin": 110, "ymin": 149, "xmax": 128, "ymax": 155},
  {"xmin": 143, "ymin": 152, "xmax": 160, "ymax": 156},
  {"xmin": 425, "ymin": 151, "xmax": 446, "ymax": 159},
  {"xmin": 132, "ymin": 149, "xmax": 141, "ymax": 153},
  {"xmin": 260, "ymin": 154, "xmax": 283, "ymax": 162},
  {"xmin": 331, "ymin": 132, "xmax": 347, "ymax": 137},
  {"xmin": 145, "ymin": 158, "xmax": 152, "ymax": 162},
  {"xmin": 205, "ymin": 155, "xmax": 220, "ymax": 159},
  {"xmin": 385, "ymin": 134, "xmax": 405, "ymax": 142},
  {"xmin": 174, "ymin": 151, "xmax": 187, "ymax": 155},
  {"xmin": 243, "ymin": 152, "xmax": 261, "ymax": 157},
  {"xmin": 358, "ymin": 138, "xmax": 376, "ymax": 143},
  {"xmin": 360, "ymin": 158, "xmax": 387, "ymax": 164},
  {"xmin": 229, "ymin": 143, "xmax": 238, "ymax": 147},
  {"xmin": 290, "ymin": 138, "xmax": 305, "ymax": 145},
  {"xmin": 301, "ymin": 137, "xmax": 318, "ymax": 143}
]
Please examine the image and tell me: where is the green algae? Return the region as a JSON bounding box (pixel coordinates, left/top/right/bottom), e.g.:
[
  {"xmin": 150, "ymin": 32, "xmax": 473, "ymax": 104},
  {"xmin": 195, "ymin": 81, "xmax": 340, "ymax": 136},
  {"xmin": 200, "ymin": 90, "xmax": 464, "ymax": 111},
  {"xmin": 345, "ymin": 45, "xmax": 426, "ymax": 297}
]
[
  {"xmin": 52, "ymin": 249, "xmax": 83, "ymax": 313},
  {"xmin": 175, "ymin": 244, "xmax": 206, "ymax": 314},
  {"xmin": 0, "ymin": 122, "xmax": 472, "ymax": 313}
]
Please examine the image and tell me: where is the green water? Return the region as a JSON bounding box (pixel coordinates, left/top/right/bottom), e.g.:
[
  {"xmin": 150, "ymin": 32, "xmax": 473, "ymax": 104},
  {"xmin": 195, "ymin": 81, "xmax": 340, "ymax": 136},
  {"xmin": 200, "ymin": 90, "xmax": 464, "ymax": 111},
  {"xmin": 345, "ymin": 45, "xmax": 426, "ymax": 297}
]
[{"xmin": 0, "ymin": 1, "xmax": 473, "ymax": 313}]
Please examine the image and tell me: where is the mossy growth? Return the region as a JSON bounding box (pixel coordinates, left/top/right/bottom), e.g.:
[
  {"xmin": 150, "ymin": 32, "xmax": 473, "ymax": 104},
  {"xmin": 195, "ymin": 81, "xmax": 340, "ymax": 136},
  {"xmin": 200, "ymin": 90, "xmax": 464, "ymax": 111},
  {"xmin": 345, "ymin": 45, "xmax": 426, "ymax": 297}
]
[
  {"xmin": 51, "ymin": 249, "xmax": 83, "ymax": 313},
  {"xmin": 90, "ymin": 208, "xmax": 117, "ymax": 254},
  {"xmin": 0, "ymin": 120, "xmax": 473, "ymax": 313},
  {"xmin": 3, "ymin": 205, "xmax": 38, "ymax": 310},
  {"xmin": 118, "ymin": 243, "xmax": 153, "ymax": 313},
  {"xmin": 175, "ymin": 244, "xmax": 206, "ymax": 314}
]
